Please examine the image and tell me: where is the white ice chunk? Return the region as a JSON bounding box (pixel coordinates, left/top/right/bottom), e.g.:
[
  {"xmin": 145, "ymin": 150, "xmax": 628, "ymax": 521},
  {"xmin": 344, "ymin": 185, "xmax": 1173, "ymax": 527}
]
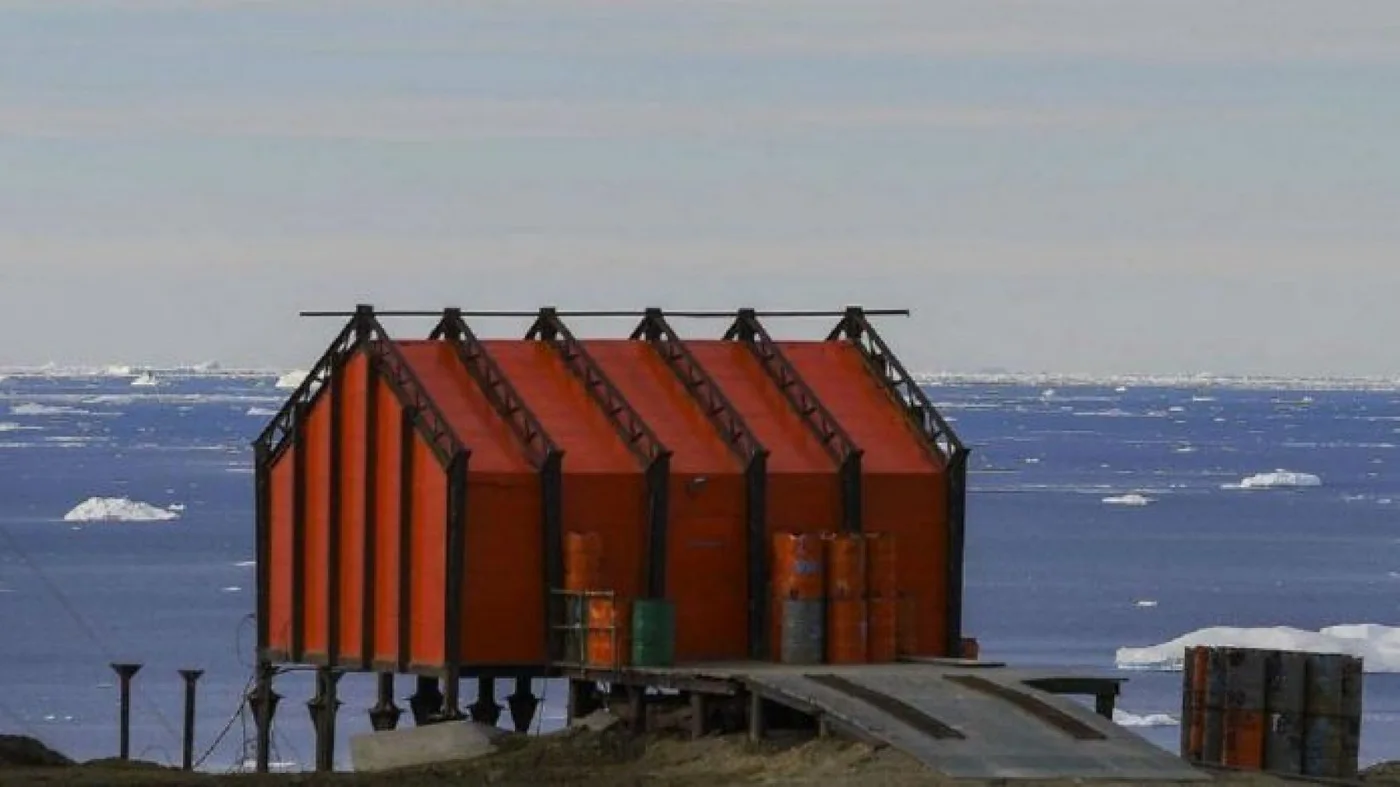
[
  {"xmin": 1103, "ymin": 493, "xmax": 1154, "ymax": 506},
  {"xmin": 1113, "ymin": 709, "xmax": 1178, "ymax": 728},
  {"xmin": 63, "ymin": 497, "xmax": 180, "ymax": 522},
  {"xmin": 1116, "ymin": 624, "xmax": 1400, "ymax": 672},
  {"xmin": 130, "ymin": 372, "xmax": 159, "ymax": 387},
  {"xmin": 275, "ymin": 370, "xmax": 308, "ymax": 390},
  {"xmin": 246, "ymin": 406, "xmax": 278, "ymax": 417},
  {"xmin": 1135, "ymin": 600, "xmax": 1159, "ymax": 608},
  {"xmin": 1222, "ymin": 470, "xmax": 1322, "ymax": 490}
]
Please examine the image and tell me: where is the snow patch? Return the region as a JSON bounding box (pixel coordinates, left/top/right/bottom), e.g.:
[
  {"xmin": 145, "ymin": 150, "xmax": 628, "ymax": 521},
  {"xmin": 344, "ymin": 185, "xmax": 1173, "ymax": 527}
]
[
  {"xmin": 1116, "ymin": 624, "xmax": 1400, "ymax": 672},
  {"xmin": 1222, "ymin": 470, "xmax": 1322, "ymax": 491},
  {"xmin": 63, "ymin": 497, "xmax": 181, "ymax": 523},
  {"xmin": 275, "ymin": 370, "xmax": 308, "ymax": 390},
  {"xmin": 1103, "ymin": 493, "xmax": 1154, "ymax": 506},
  {"xmin": 1114, "ymin": 709, "xmax": 1178, "ymax": 728}
]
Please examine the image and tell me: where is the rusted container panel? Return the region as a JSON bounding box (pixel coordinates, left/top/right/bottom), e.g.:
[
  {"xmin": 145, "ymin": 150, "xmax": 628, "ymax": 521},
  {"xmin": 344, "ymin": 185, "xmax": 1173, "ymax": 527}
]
[
  {"xmin": 865, "ymin": 474, "xmax": 946, "ymax": 656},
  {"xmin": 334, "ymin": 353, "xmax": 368, "ymax": 664},
  {"xmin": 666, "ymin": 472, "xmax": 748, "ymax": 660},
  {"xmin": 461, "ymin": 472, "xmax": 542, "ymax": 664},
  {"xmin": 407, "ymin": 437, "xmax": 447, "ymax": 670},
  {"xmin": 370, "ymin": 377, "xmax": 402, "ymax": 667},
  {"xmin": 301, "ymin": 391, "xmax": 332, "ymax": 660},
  {"xmin": 1221, "ymin": 647, "xmax": 1267, "ymax": 770},
  {"xmin": 266, "ymin": 445, "xmax": 295, "ymax": 658}
]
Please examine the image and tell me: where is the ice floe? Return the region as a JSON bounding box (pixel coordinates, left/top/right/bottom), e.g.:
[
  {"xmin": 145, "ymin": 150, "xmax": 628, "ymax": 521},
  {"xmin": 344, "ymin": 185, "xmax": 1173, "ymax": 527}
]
[
  {"xmin": 1113, "ymin": 709, "xmax": 1178, "ymax": 728},
  {"xmin": 246, "ymin": 406, "xmax": 278, "ymax": 417},
  {"xmin": 63, "ymin": 497, "xmax": 182, "ymax": 522},
  {"xmin": 1103, "ymin": 493, "xmax": 1154, "ymax": 506},
  {"xmin": 1116, "ymin": 624, "xmax": 1400, "ymax": 672},
  {"xmin": 275, "ymin": 370, "xmax": 308, "ymax": 390},
  {"xmin": 1221, "ymin": 470, "xmax": 1322, "ymax": 490},
  {"xmin": 10, "ymin": 403, "xmax": 89, "ymax": 417},
  {"xmin": 130, "ymin": 372, "xmax": 160, "ymax": 387}
]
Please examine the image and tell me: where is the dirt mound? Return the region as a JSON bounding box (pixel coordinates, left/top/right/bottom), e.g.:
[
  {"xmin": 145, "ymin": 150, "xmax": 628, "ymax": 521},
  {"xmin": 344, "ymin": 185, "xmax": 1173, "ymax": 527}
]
[{"xmin": 0, "ymin": 736, "xmax": 71, "ymax": 768}]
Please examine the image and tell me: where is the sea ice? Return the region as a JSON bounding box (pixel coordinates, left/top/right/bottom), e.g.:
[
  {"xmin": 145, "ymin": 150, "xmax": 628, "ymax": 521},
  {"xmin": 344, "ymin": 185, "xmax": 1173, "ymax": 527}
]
[
  {"xmin": 1103, "ymin": 494, "xmax": 1154, "ymax": 506},
  {"xmin": 62, "ymin": 497, "xmax": 181, "ymax": 523},
  {"xmin": 1221, "ymin": 470, "xmax": 1322, "ymax": 490},
  {"xmin": 275, "ymin": 370, "xmax": 308, "ymax": 390},
  {"xmin": 1116, "ymin": 624, "xmax": 1400, "ymax": 672},
  {"xmin": 1113, "ymin": 709, "xmax": 1178, "ymax": 728}
]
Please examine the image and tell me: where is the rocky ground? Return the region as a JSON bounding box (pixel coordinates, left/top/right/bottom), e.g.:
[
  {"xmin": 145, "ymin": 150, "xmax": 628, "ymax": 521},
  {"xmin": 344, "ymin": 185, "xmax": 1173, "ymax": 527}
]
[{"xmin": 3, "ymin": 731, "xmax": 1398, "ymax": 786}]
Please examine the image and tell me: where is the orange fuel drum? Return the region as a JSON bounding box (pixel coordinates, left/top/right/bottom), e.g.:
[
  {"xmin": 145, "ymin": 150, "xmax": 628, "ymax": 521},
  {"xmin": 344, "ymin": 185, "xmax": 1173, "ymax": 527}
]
[
  {"xmin": 586, "ymin": 596, "xmax": 632, "ymax": 669},
  {"xmin": 824, "ymin": 533, "xmax": 866, "ymax": 600},
  {"xmin": 827, "ymin": 598, "xmax": 868, "ymax": 664},
  {"xmin": 864, "ymin": 532, "xmax": 898, "ymax": 599},
  {"xmin": 868, "ymin": 597, "xmax": 898, "ymax": 663},
  {"xmin": 771, "ymin": 532, "xmax": 825, "ymax": 600},
  {"xmin": 564, "ymin": 531, "xmax": 604, "ymax": 591}
]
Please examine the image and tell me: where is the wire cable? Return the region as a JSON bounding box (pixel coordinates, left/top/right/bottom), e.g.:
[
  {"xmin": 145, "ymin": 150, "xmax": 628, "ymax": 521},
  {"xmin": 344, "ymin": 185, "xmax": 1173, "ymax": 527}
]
[{"xmin": 0, "ymin": 524, "xmax": 182, "ymax": 753}]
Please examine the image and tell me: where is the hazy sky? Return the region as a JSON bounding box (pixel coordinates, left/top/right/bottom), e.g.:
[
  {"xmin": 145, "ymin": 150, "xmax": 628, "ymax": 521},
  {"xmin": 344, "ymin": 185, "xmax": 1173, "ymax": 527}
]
[{"xmin": 2, "ymin": 1, "xmax": 1398, "ymax": 375}]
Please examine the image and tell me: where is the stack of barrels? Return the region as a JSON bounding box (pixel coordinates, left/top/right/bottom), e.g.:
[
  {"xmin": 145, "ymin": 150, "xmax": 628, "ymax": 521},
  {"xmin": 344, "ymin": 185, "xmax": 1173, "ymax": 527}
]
[
  {"xmin": 565, "ymin": 531, "xmax": 675, "ymax": 670},
  {"xmin": 1181, "ymin": 646, "xmax": 1362, "ymax": 778},
  {"xmin": 770, "ymin": 531, "xmax": 900, "ymax": 665}
]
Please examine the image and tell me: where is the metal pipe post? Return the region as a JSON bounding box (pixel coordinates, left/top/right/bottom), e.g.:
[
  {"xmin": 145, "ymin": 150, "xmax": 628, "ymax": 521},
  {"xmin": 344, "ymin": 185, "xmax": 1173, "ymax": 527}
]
[
  {"xmin": 110, "ymin": 663, "xmax": 142, "ymax": 761},
  {"xmin": 368, "ymin": 672, "xmax": 402, "ymax": 731},
  {"xmin": 178, "ymin": 669, "xmax": 204, "ymax": 770},
  {"xmin": 248, "ymin": 662, "xmax": 280, "ymax": 773},
  {"xmin": 306, "ymin": 668, "xmax": 342, "ymax": 773}
]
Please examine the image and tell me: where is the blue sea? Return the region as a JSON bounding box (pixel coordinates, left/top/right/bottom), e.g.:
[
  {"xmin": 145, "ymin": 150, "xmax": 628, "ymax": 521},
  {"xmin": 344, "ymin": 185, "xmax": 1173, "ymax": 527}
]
[{"xmin": 2, "ymin": 369, "xmax": 1399, "ymax": 770}]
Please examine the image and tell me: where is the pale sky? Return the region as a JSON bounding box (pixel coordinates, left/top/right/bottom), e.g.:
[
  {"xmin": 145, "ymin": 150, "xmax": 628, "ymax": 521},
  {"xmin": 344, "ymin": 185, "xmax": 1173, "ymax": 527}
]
[{"xmin": 2, "ymin": 0, "xmax": 1398, "ymax": 375}]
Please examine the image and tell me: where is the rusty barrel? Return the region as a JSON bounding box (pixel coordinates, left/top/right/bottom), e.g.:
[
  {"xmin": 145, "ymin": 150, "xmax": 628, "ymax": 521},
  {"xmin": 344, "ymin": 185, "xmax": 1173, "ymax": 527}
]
[
  {"xmin": 771, "ymin": 533, "xmax": 825, "ymax": 601},
  {"xmin": 867, "ymin": 598, "xmax": 898, "ymax": 663},
  {"xmin": 1302, "ymin": 653, "xmax": 1363, "ymax": 779},
  {"xmin": 824, "ymin": 533, "xmax": 866, "ymax": 600},
  {"xmin": 585, "ymin": 596, "xmax": 631, "ymax": 670},
  {"xmin": 1264, "ymin": 650, "xmax": 1307, "ymax": 775},
  {"xmin": 1181, "ymin": 646, "xmax": 1206, "ymax": 761},
  {"xmin": 864, "ymin": 532, "xmax": 897, "ymax": 599},
  {"xmin": 1221, "ymin": 647, "xmax": 1267, "ymax": 770},
  {"xmin": 778, "ymin": 599, "xmax": 825, "ymax": 665},
  {"xmin": 827, "ymin": 598, "xmax": 868, "ymax": 664},
  {"xmin": 564, "ymin": 532, "xmax": 604, "ymax": 590}
]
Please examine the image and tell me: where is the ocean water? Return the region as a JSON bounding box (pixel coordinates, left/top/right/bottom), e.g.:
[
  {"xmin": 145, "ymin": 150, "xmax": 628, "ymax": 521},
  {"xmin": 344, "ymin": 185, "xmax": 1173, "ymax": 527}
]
[{"xmin": 0, "ymin": 371, "xmax": 1397, "ymax": 770}]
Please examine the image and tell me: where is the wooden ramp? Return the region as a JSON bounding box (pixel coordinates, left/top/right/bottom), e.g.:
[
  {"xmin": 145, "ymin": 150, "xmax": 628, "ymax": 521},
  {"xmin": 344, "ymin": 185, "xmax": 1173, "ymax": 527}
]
[{"xmin": 568, "ymin": 662, "xmax": 1206, "ymax": 782}]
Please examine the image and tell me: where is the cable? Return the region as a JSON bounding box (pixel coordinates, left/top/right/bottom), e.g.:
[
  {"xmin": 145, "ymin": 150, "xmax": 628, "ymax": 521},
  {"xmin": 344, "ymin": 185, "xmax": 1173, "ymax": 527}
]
[
  {"xmin": 192, "ymin": 670, "xmax": 254, "ymax": 770},
  {"xmin": 0, "ymin": 524, "xmax": 182, "ymax": 753},
  {"xmin": 534, "ymin": 678, "xmax": 550, "ymax": 735}
]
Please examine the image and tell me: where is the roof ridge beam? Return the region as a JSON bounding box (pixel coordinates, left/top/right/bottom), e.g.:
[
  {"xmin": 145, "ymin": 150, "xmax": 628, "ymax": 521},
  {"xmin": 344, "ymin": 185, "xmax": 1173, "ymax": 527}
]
[
  {"xmin": 431, "ymin": 308, "xmax": 561, "ymax": 470},
  {"xmin": 827, "ymin": 306, "xmax": 966, "ymax": 464},
  {"xmin": 527, "ymin": 307, "xmax": 670, "ymax": 468},
  {"xmin": 725, "ymin": 308, "xmax": 864, "ymax": 535},
  {"xmin": 632, "ymin": 308, "xmax": 772, "ymax": 658},
  {"xmin": 529, "ymin": 307, "xmax": 672, "ymax": 599}
]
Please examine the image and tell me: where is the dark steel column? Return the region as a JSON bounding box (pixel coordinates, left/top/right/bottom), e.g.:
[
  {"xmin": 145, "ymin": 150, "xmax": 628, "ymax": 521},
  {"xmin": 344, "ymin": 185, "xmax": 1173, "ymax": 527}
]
[
  {"xmin": 306, "ymin": 668, "xmax": 341, "ymax": 772},
  {"xmin": 110, "ymin": 663, "xmax": 141, "ymax": 761},
  {"xmin": 249, "ymin": 662, "xmax": 280, "ymax": 773},
  {"xmin": 444, "ymin": 453, "xmax": 468, "ymax": 717},
  {"xmin": 507, "ymin": 675, "xmax": 540, "ymax": 733},
  {"xmin": 839, "ymin": 451, "xmax": 863, "ymax": 534},
  {"xmin": 469, "ymin": 676, "xmax": 501, "ymax": 727},
  {"xmin": 745, "ymin": 453, "xmax": 770, "ymax": 660},
  {"xmin": 409, "ymin": 676, "xmax": 444, "ymax": 726},
  {"xmin": 178, "ymin": 669, "xmax": 203, "ymax": 771},
  {"xmin": 541, "ymin": 451, "xmax": 564, "ymax": 662},
  {"xmin": 945, "ymin": 448, "xmax": 969, "ymax": 656},
  {"xmin": 645, "ymin": 454, "xmax": 671, "ymax": 598}
]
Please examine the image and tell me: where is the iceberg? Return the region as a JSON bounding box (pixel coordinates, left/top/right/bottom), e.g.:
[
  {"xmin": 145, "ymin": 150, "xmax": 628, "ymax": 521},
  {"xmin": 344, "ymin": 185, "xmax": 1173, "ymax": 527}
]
[
  {"xmin": 63, "ymin": 497, "xmax": 181, "ymax": 523},
  {"xmin": 1103, "ymin": 493, "xmax": 1154, "ymax": 506},
  {"xmin": 275, "ymin": 370, "xmax": 308, "ymax": 390},
  {"xmin": 130, "ymin": 372, "xmax": 159, "ymax": 388},
  {"xmin": 1222, "ymin": 470, "xmax": 1322, "ymax": 490},
  {"xmin": 1116, "ymin": 624, "xmax": 1400, "ymax": 672},
  {"xmin": 1113, "ymin": 709, "xmax": 1178, "ymax": 728}
]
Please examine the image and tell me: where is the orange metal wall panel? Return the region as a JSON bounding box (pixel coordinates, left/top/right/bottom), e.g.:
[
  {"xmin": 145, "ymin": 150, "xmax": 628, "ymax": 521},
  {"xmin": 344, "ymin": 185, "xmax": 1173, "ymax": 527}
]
[
  {"xmin": 372, "ymin": 378, "xmax": 403, "ymax": 665},
  {"xmin": 409, "ymin": 436, "xmax": 447, "ymax": 669},
  {"xmin": 766, "ymin": 474, "xmax": 842, "ymax": 535},
  {"xmin": 336, "ymin": 353, "xmax": 368, "ymax": 661},
  {"xmin": 267, "ymin": 448, "xmax": 295, "ymax": 655},
  {"xmin": 395, "ymin": 342, "xmax": 533, "ymax": 473},
  {"xmin": 667, "ymin": 472, "xmax": 749, "ymax": 661},
  {"xmin": 777, "ymin": 342, "xmax": 940, "ymax": 473},
  {"xmin": 864, "ymin": 474, "xmax": 948, "ymax": 656},
  {"xmin": 685, "ymin": 342, "xmax": 833, "ymax": 474},
  {"xmin": 483, "ymin": 341, "xmax": 638, "ymax": 473},
  {"xmin": 582, "ymin": 341, "xmax": 742, "ymax": 474},
  {"xmin": 461, "ymin": 472, "xmax": 545, "ymax": 665},
  {"xmin": 563, "ymin": 473, "xmax": 647, "ymax": 599},
  {"xmin": 302, "ymin": 392, "xmax": 332, "ymax": 659}
]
